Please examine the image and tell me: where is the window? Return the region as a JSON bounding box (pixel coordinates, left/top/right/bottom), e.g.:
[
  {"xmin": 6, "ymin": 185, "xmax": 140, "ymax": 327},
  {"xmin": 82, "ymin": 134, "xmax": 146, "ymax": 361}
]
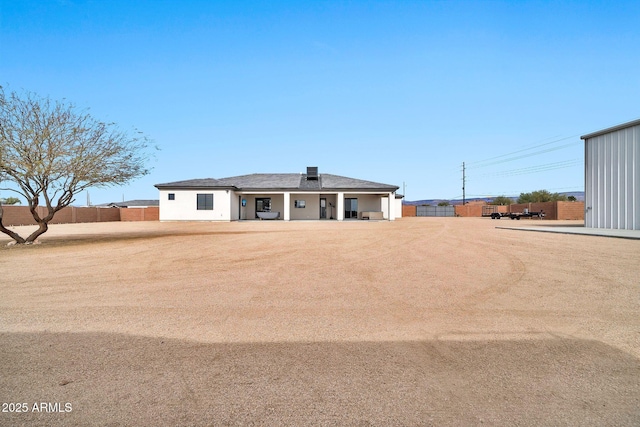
[
  {"xmin": 197, "ymin": 193, "xmax": 213, "ymax": 210},
  {"xmin": 168, "ymin": 193, "xmax": 175, "ymax": 200},
  {"xmin": 295, "ymin": 200, "xmax": 306, "ymax": 208}
]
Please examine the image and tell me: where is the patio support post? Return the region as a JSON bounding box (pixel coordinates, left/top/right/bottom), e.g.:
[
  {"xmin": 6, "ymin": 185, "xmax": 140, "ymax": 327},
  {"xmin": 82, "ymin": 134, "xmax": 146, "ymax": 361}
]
[
  {"xmin": 388, "ymin": 192, "xmax": 395, "ymax": 221},
  {"xmin": 337, "ymin": 192, "xmax": 344, "ymax": 221},
  {"xmin": 283, "ymin": 192, "xmax": 290, "ymax": 221}
]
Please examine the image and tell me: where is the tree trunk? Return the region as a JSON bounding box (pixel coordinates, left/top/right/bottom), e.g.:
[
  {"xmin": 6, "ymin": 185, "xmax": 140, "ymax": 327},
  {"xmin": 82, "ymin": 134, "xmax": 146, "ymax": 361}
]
[
  {"xmin": 0, "ymin": 200, "xmax": 54, "ymax": 244},
  {"xmin": 0, "ymin": 204, "xmax": 27, "ymax": 244},
  {"xmin": 26, "ymin": 221, "xmax": 48, "ymax": 243}
]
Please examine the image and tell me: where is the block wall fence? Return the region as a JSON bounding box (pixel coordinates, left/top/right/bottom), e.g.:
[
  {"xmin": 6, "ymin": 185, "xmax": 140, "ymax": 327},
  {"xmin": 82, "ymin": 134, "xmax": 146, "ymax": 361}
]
[
  {"xmin": 402, "ymin": 204, "xmax": 417, "ymax": 217},
  {"xmin": 0, "ymin": 206, "xmax": 159, "ymax": 226},
  {"xmin": 3, "ymin": 202, "xmax": 583, "ymax": 225},
  {"xmin": 402, "ymin": 201, "xmax": 584, "ymax": 220}
]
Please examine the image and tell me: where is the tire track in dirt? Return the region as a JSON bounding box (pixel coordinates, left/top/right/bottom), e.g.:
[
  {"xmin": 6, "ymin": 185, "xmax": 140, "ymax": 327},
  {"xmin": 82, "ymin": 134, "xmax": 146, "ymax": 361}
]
[{"xmin": 461, "ymin": 238, "xmax": 527, "ymax": 306}]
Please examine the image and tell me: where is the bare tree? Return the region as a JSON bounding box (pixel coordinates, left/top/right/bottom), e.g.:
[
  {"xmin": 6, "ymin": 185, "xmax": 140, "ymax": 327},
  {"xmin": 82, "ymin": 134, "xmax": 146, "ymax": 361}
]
[{"xmin": 0, "ymin": 86, "xmax": 154, "ymax": 244}]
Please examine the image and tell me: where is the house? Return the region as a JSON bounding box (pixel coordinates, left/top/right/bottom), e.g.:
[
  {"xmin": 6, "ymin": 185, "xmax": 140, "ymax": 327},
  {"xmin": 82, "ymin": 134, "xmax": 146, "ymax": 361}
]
[
  {"xmin": 154, "ymin": 167, "xmax": 401, "ymax": 221},
  {"xmin": 98, "ymin": 200, "xmax": 160, "ymax": 208},
  {"xmin": 581, "ymin": 119, "xmax": 640, "ymax": 230}
]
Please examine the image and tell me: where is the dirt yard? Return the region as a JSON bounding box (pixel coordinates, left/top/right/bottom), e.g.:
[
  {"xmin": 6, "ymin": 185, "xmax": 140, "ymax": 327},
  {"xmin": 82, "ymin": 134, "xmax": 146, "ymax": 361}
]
[{"xmin": 1, "ymin": 218, "xmax": 638, "ymax": 426}]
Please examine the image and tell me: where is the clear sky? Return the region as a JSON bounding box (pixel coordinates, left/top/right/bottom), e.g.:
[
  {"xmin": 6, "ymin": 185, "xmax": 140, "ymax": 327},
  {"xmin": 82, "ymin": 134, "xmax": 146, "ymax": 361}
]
[{"xmin": 1, "ymin": 0, "xmax": 638, "ymax": 204}]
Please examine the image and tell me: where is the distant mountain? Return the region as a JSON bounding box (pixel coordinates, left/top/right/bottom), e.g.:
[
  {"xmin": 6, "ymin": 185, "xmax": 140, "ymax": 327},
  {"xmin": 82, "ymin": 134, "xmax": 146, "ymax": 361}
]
[
  {"xmin": 405, "ymin": 191, "xmax": 584, "ymax": 205},
  {"xmin": 404, "ymin": 198, "xmax": 487, "ymax": 206}
]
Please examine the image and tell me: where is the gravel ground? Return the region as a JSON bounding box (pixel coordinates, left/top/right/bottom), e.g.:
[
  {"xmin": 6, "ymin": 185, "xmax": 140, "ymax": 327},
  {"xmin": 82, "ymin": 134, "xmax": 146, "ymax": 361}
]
[{"xmin": 1, "ymin": 218, "xmax": 638, "ymax": 426}]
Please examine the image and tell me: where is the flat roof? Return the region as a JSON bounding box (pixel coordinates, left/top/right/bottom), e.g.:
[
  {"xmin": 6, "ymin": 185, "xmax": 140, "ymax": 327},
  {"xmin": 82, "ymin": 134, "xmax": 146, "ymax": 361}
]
[{"xmin": 580, "ymin": 118, "xmax": 640, "ymax": 140}]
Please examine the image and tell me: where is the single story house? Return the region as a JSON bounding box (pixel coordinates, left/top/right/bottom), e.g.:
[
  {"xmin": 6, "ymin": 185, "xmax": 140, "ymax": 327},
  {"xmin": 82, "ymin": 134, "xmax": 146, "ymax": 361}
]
[
  {"xmin": 98, "ymin": 200, "xmax": 160, "ymax": 208},
  {"xmin": 155, "ymin": 167, "xmax": 401, "ymax": 221}
]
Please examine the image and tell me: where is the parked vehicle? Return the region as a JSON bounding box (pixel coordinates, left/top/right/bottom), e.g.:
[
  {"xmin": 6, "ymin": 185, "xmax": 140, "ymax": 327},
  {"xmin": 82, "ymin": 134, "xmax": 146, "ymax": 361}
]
[{"xmin": 490, "ymin": 209, "xmax": 545, "ymax": 220}]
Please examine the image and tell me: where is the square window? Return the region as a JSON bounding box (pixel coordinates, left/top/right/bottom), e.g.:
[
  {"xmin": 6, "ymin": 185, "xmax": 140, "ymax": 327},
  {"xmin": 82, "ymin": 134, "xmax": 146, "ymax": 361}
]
[
  {"xmin": 168, "ymin": 193, "xmax": 175, "ymax": 200},
  {"xmin": 197, "ymin": 193, "xmax": 213, "ymax": 210},
  {"xmin": 295, "ymin": 200, "xmax": 306, "ymax": 208}
]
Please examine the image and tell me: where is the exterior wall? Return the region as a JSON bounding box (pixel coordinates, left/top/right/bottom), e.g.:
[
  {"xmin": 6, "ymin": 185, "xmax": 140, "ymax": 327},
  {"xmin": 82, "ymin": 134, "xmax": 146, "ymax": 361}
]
[
  {"xmin": 268, "ymin": 195, "xmax": 285, "ymax": 219},
  {"xmin": 159, "ymin": 189, "xmax": 232, "ymax": 221},
  {"xmin": 584, "ymin": 123, "xmax": 639, "ymax": 230},
  {"xmin": 230, "ymin": 194, "xmax": 241, "ymax": 221},
  {"xmin": 381, "ymin": 194, "xmax": 400, "ymax": 220},
  {"xmin": 239, "ymin": 195, "xmax": 253, "ymax": 220},
  {"xmin": 395, "ymin": 198, "xmax": 403, "ymax": 218},
  {"xmin": 381, "ymin": 197, "xmax": 389, "ymax": 219},
  {"xmin": 157, "ymin": 190, "xmax": 396, "ymax": 221},
  {"xmin": 289, "ymin": 194, "xmax": 320, "ymax": 220}
]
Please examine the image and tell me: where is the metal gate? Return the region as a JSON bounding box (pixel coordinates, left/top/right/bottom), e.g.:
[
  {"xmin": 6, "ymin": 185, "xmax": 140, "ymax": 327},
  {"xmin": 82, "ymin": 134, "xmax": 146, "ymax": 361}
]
[{"xmin": 416, "ymin": 206, "xmax": 455, "ymax": 217}]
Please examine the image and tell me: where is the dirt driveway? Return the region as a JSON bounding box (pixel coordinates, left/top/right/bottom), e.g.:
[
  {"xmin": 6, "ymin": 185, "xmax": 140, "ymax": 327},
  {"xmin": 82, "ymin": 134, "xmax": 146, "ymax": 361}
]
[{"xmin": 1, "ymin": 218, "xmax": 638, "ymax": 426}]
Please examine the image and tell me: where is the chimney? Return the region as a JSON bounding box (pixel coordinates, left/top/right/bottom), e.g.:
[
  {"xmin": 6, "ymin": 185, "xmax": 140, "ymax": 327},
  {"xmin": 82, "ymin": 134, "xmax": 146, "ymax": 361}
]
[{"xmin": 306, "ymin": 166, "xmax": 318, "ymax": 180}]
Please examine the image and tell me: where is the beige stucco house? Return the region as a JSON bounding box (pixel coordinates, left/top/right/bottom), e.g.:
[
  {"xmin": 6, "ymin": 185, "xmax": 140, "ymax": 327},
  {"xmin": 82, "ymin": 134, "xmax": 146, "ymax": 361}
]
[{"xmin": 155, "ymin": 167, "xmax": 401, "ymax": 221}]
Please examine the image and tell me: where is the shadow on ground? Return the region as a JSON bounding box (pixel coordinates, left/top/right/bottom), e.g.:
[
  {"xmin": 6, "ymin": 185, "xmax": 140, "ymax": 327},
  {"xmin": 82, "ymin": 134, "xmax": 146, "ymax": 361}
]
[
  {"xmin": 0, "ymin": 229, "xmax": 285, "ymax": 250},
  {"xmin": 1, "ymin": 332, "xmax": 638, "ymax": 426}
]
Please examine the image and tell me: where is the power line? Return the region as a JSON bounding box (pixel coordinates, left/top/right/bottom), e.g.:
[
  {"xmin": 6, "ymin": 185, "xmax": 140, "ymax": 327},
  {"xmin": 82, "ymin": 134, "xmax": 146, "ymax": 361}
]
[
  {"xmin": 466, "ymin": 134, "xmax": 581, "ymax": 168},
  {"xmin": 456, "ymin": 186, "xmax": 584, "ymax": 199},
  {"xmin": 475, "ymin": 159, "xmax": 582, "ymax": 178},
  {"xmin": 456, "ymin": 130, "xmax": 585, "ymax": 200},
  {"xmin": 467, "ymin": 141, "xmax": 581, "ymax": 170}
]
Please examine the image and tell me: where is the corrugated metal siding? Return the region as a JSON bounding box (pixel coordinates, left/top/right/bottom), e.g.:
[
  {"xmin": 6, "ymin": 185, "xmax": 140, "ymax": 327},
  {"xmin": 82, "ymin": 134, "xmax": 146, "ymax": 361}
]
[
  {"xmin": 585, "ymin": 123, "xmax": 639, "ymax": 230},
  {"xmin": 416, "ymin": 206, "xmax": 455, "ymax": 217}
]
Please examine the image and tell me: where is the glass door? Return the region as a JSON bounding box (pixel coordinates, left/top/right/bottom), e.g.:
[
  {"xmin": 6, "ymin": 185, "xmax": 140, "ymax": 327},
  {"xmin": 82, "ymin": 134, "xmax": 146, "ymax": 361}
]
[
  {"xmin": 344, "ymin": 198, "xmax": 358, "ymax": 219},
  {"xmin": 255, "ymin": 198, "xmax": 271, "ymax": 218},
  {"xmin": 320, "ymin": 198, "xmax": 327, "ymax": 219}
]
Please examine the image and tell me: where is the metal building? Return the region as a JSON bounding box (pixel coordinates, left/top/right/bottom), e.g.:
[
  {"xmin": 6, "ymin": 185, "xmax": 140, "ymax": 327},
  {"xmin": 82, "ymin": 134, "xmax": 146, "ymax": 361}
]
[{"xmin": 581, "ymin": 119, "xmax": 640, "ymax": 230}]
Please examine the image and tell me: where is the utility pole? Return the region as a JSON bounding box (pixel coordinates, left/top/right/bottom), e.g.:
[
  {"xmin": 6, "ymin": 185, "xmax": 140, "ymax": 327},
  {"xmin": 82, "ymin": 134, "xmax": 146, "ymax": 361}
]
[{"xmin": 462, "ymin": 162, "xmax": 466, "ymax": 205}]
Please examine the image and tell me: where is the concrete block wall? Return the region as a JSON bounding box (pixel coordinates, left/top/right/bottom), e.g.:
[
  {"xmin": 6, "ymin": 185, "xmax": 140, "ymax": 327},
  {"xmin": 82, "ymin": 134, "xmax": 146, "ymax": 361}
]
[
  {"xmin": 407, "ymin": 201, "xmax": 584, "ymax": 220},
  {"xmin": 402, "ymin": 204, "xmax": 417, "ymax": 217},
  {"xmin": 0, "ymin": 205, "xmax": 155, "ymax": 226},
  {"xmin": 556, "ymin": 202, "xmax": 585, "ymax": 220},
  {"xmin": 120, "ymin": 207, "xmax": 159, "ymax": 221},
  {"xmin": 0, "ymin": 206, "xmax": 40, "ymax": 226},
  {"xmin": 455, "ymin": 204, "xmax": 485, "ymax": 217},
  {"xmin": 2, "ymin": 203, "xmax": 583, "ymax": 225}
]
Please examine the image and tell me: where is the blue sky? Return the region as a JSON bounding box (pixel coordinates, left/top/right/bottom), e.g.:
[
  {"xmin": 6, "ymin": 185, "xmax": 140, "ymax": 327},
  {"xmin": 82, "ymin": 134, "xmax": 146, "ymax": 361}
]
[{"xmin": 1, "ymin": 0, "xmax": 638, "ymax": 204}]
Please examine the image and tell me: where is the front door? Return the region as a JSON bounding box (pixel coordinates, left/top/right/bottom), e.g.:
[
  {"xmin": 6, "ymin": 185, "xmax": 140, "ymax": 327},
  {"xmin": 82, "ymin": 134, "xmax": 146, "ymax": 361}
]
[{"xmin": 320, "ymin": 198, "xmax": 327, "ymax": 219}]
